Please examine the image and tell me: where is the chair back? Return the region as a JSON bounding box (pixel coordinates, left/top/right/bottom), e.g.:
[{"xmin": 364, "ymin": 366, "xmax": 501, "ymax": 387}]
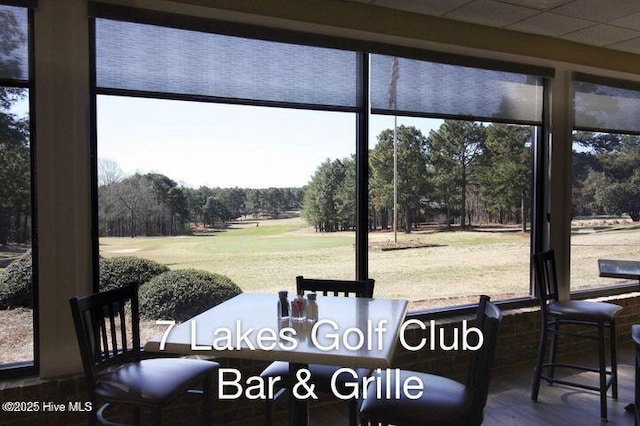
[
  {"xmin": 69, "ymin": 283, "xmax": 141, "ymax": 396},
  {"xmin": 296, "ymin": 275, "xmax": 374, "ymax": 298},
  {"xmin": 532, "ymin": 250, "xmax": 560, "ymax": 309},
  {"xmin": 465, "ymin": 295, "xmax": 503, "ymax": 423}
]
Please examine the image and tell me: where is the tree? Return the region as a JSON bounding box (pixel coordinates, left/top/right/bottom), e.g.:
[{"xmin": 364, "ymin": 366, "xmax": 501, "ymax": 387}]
[
  {"xmin": 98, "ymin": 158, "xmax": 124, "ymax": 187},
  {"xmin": 369, "ymin": 125, "xmax": 429, "ymax": 232},
  {"xmin": 302, "ymin": 158, "xmax": 354, "ymax": 232},
  {"xmin": 576, "ymin": 134, "xmax": 640, "ymax": 221},
  {"xmin": 0, "ymin": 111, "xmax": 29, "ymax": 245},
  {"xmin": 477, "ymin": 123, "xmax": 532, "ymax": 230},
  {"xmin": 427, "ymin": 120, "xmax": 485, "ymax": 228},
  {"xmin": 0, "ymin": 8, "xmax": 30, "ymax": 245}
]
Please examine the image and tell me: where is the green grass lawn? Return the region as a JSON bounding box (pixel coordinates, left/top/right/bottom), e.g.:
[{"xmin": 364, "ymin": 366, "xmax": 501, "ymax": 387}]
[{"xmin": 99, "ymin": 216, "xmax": 640, "ymax": 310}]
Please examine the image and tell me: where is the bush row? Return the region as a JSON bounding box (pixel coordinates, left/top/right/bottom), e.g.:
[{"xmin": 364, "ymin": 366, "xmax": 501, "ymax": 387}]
[{"xmin": 0, "ymin": 253, "xmax": 242, "ymax": 321}]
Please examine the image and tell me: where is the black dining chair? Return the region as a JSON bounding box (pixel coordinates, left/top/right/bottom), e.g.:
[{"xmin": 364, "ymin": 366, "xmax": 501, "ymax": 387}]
[
  {"xmin": 531, "ymin": 249, "xmax": 622, "ymax": 421},
  {"xmin": 69, "ymin": 282, "xmax": 218, "ymax": 425},
  {"xmin": 260, "ymin": 275, "xmax": 375, "ymax": 426},
  {"xmin": 359, "ymin": 295, "xmax": 502, "ymax": 426}
]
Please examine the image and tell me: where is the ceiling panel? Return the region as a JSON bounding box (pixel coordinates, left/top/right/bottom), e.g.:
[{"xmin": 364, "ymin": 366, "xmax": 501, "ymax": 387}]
[
  {"xmin": 507, "ymin": 11, "xmax": 592, "ymax": 36},
  {"xmin": 373, "ymin": 0, "xmax": 472, "ymax": 17},
  {"xmin": 562, "ymin": 23, "xmax": 639, "ymax": 46},
  {"xmin": 553, "ymin": 0, "xmax": 640, "ymax": 23},
  {"xmin": 443, "ymin": 0, "xmax": 539, "ymax": 27}
]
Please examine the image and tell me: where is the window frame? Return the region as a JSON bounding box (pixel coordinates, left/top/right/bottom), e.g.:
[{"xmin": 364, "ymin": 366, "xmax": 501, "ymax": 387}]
[{"xmin": 0, "ymin": 2, "xmax": 38, "ymax": 378}]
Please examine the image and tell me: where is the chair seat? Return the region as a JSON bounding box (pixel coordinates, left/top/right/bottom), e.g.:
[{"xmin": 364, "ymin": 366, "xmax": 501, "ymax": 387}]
[
  {"xmin": 96, "ymin": 358, "xmax": 218, "ymax": 406},
  {"xmin": 260, "ymin": 361, "xmax": 370, "ymax": 393},
  {"xmin": 360, "ymin": 369, "xmax": 472, "ymax": 426},
  {"xmin": 633, "ymin": 324, "xmax": 640, "ymax": 346},
  {"xmin": 548, "ymin": 300, "xmax": 622, "ymax": 322}
]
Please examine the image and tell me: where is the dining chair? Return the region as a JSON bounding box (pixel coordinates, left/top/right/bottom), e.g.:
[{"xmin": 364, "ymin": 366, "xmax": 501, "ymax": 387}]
[
  {"xmin": 260, "ymin": 275, "xmax": 375, "ymax": 426},
  {"xmin": 359, "ymin": 295, "xmax": 502, "ymax": 426},
  {"xmin": 69, "ymin": 282, "xmax": 218, "ymax": 425},
  {"xmin": 531, "ymin": 249, "xmax": 622, "ymax": 421}
]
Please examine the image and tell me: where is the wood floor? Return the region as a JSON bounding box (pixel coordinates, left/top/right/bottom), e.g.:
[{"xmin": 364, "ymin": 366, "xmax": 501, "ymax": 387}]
[{"xmin": 231, "ymin": 342, "xmax": 638, "ymax": 426}]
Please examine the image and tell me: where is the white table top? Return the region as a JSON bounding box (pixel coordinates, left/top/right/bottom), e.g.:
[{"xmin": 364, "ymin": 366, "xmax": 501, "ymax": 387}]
[{"xmin": 144, "ymin": 293, "xmax": 409, "ymax": 369}]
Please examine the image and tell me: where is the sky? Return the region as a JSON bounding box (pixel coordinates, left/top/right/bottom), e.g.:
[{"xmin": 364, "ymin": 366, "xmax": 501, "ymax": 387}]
[{"xmin": 97, "ymin": 95, "xmax": 442, "ymax": 189}]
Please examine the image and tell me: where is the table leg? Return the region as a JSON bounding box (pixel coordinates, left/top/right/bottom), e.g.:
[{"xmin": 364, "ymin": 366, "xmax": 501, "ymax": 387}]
[{"xmin": 288, "ymin": 362, "xmax": 309, "ymax": 426}]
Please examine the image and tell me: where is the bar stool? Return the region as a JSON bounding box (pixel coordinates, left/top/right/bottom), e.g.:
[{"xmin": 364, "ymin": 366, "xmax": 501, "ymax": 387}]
[{"xmin": 531, "ymin": 250, "xmax": 622, "ymax": 421}]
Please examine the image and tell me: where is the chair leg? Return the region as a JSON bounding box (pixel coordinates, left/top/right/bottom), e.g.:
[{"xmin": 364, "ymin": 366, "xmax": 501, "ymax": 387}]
[
  {"xmin": 610, "ymin": 320, "xmax": 618, "ymax": 399},
  {"xmin": 548, "ymin": 320, "xmax": 559, "ymax": 382},
  {"xmin": 152, "ymin": 407, "xmax": 162, "ymax": 426},
  {"xmin": 265, "ymin": 398, "xmax": 274, "ymax": 426},
  {"xmin": 599, "ymin": 323, "xmax": 608, "ymax": 421},
  {"xmin": 532, "ymin": 318, "xmax": 548, "ymax": 401},
  {"xmin": 348, "ymin": 398, "xmax": 358, "ymax": 426},
  {"xmin": 202, "ymin": 373, "xmax": 214, "ymax": 425}
]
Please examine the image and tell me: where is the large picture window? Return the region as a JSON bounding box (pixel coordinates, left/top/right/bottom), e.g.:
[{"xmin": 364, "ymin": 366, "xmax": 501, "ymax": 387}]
[{"xmin": 91, "ymin": 10, "xmax": 552, "ymax": 317}]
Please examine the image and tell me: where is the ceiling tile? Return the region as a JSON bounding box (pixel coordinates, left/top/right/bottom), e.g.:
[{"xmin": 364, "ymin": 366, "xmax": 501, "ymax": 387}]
[
  {"xmin": 554, "ymin": 0, "xmax": 640, "ymax": 23},
  {"xmin": 562, "ymin": 23, "xmax": 640, "ymax": 46},
  {"xmin": 444, "ymin": 0, "xmax": 540, "ymax": 27},
  {"xmin": 507, "ymin": 12, "xmax": 592, "ymax": 36},
  {"xmin": 610, "ymin": 13, "xmax": 640, "ymax": 32},
  {"xmin": 608, "ymin": 36, "xmax": 640, "ymax": 54},
  {"xmin": 372, "ymin": 0, "xmax": 473, "ymax": 16},
  {"xmin": 496, "ymin": 0, "xmax": 574, "ymax": 10}
]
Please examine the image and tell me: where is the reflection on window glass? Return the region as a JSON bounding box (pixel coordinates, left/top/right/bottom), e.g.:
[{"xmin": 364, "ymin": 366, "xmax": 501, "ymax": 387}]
[
  {"xmin": 571, "ymin": 131, "xmax": 640, "ymax": 290},
  {"xmin": 97, "ymin": 96, "xmax": 356, "ymax": 309},
  {"xmin": 369, "ymin": 116, "xmax": 534, "ymax": 310}
]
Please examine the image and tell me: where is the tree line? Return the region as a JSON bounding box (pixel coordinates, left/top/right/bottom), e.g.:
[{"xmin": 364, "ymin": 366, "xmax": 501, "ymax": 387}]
[
  {"xmin": 3, "ymin": 117, "xmax": 640, "ymax": 243},
  {"xmin": 303, "ymin": 121, "xmax": 534, "ymax": 233},
  {"xmin": 302, "ymin": 123, "xmax": 640, "ymax": 233},
  {"xmin": 97, "ymin": 163, "xmax": 304, "ymax": 237}
]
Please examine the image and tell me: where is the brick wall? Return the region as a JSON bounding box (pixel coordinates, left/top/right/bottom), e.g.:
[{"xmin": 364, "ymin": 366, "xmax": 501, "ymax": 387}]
[{"xmin": 2, "ymin": 293, "xmax": 638, "ymax": 425}]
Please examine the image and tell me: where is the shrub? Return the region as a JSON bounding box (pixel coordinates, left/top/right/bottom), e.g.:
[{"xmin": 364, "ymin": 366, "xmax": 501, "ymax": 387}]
[
  {"xmin": 99, "ymin": 256, "xmax": 169, "ymax": 292},
  {"xmin": 139, "ymin": 269, "xmax": 242, "ymax": 321},
  {"xmin": 0, "ymin": 250, "xmax": 32, "ymax": 309}
]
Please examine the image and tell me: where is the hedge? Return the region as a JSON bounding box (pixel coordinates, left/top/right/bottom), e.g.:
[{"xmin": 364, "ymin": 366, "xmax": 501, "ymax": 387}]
[{"xmin": 139, "ymin": 269, "xmax": 242, "ymax": 321}]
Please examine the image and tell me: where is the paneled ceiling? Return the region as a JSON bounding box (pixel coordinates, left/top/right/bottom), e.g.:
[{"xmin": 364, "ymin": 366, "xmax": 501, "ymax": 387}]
[{"xmin": 348, "ymin": 0, "xmax": 640, "ymax": 55}]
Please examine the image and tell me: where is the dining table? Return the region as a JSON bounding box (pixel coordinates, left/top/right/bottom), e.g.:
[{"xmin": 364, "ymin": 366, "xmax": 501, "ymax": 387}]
[
  {"xmin": 598, "ymin": 258, "xmax": 640, "ymax": 284},
  {"xmin": 144, "ymin": 292, "xmax": 409, "ymax": 426}
]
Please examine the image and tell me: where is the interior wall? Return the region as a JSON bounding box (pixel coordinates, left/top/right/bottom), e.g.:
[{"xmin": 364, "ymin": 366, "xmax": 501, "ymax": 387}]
[{"xmin": 34, "ymin": 0, "xmax": 92, "ymax": 377}]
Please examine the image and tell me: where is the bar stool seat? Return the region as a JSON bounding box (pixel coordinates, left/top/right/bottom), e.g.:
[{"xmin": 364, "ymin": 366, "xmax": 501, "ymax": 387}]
[{"xmin": 548, "ymin": 300, "xmax": 622, "ymax": 322}]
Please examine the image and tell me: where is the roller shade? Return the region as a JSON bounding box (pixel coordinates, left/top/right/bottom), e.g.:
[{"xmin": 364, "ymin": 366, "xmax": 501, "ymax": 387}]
[
  {"xmin": 371, "ymin": 54, "xmax": 544, "ymax": 124},
  {"xmin": 0, "ymin": 4, "xmax": 29, "ymax": 82},
  {"xmin": 574, "ymin": 74, "xmax": 640, "ymax": 135},
  {"xmin": 95, "ymin": 18, "xmax": 359, "ymax": 110}
]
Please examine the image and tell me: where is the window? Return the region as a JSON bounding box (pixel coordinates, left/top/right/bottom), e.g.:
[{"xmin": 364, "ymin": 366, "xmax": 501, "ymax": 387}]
[
  {"xmin": 571, "ymin": 74, "xmax": 640, "ymax": 291},
  {"xmin": 93, "ymin": 17, "xmax": 361, "ymax": 328},
  {"xmin": 0, "ymin": 3, "xmax": 35, "ymax": 371},
  {"xmin": 91, "ymin": 10, "xmax": 552, "ymax": 315},
  {"xmin": 368, "ymin": 55, "xmax": 546, "ymax": 310}
]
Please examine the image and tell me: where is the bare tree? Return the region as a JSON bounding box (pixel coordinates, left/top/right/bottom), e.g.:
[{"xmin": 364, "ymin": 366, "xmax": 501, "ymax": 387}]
[{"xmin": 98, "ymin": 158, "xmax": 124, "ymax": 187}]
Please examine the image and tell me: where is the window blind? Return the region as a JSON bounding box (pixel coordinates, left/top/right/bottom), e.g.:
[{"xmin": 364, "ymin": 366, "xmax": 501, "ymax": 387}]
[
  {"xmin": 0, "ymin": 5, "xmax": 29, "ymax": 82},
  {"xmin": 574, "ymin": 74, "xmax": 640, "ymax": 135},
  {"xmin": 95, "ymin": 19, "xmax": 359, "ymax": 110},
  {"xmin": 371, "ymin": 54, "xmax": 544, "ymax": 124}
]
